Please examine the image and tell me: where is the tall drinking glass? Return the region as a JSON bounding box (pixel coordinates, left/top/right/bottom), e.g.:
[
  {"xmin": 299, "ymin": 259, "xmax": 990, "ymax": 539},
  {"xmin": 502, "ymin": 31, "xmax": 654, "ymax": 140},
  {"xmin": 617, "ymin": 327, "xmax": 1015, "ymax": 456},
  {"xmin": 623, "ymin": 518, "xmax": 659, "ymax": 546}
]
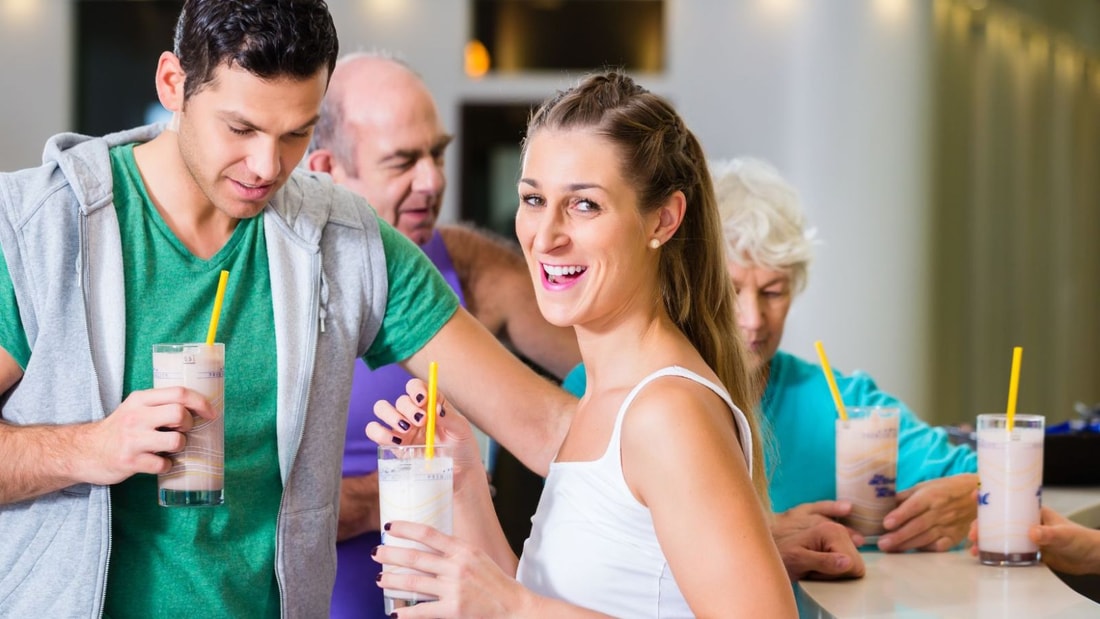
[
  {"xmin": 977, "ymin": 413, "xmax": 1044, "ymax": 566},
  {"xmin": 378, "ymin": 444, "xmax": 454, "ymax": 614},
  {"xmin": 152, "ymin": 342, "xmax": 225, "ymax": 507},
  {"xmin": 835, "ymin": 406, "xmax": 900, "ymax": 540}
]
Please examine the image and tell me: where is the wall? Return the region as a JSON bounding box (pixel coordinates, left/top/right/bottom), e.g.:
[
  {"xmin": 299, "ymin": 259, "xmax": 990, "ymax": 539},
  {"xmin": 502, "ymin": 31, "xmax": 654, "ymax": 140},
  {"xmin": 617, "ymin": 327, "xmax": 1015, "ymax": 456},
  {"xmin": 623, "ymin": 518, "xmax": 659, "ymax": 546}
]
[
  {"xmin": 0, "ymin": 0, "xmax": 937, "ymax": 420},
  {"xmin": 334, "ymin": 0, "xmax": 935, "ymax": 418}
]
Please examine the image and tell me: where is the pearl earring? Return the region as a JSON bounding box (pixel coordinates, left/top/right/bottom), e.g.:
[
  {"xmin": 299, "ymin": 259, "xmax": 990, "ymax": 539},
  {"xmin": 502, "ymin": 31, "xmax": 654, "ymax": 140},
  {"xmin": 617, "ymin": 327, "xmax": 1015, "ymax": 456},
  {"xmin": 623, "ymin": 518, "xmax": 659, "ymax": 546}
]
[{"xmin": 649, "ymin": 238, "xmax": 661, "ymax": 249}]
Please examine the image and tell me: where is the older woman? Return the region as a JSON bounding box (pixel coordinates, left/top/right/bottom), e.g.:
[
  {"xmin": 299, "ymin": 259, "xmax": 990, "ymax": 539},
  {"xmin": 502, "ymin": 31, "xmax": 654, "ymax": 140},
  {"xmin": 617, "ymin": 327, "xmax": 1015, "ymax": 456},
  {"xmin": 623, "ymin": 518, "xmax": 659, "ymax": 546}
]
[{"xmin": 566, "ymin": 157, "xmax": 978, "ymax": 570}]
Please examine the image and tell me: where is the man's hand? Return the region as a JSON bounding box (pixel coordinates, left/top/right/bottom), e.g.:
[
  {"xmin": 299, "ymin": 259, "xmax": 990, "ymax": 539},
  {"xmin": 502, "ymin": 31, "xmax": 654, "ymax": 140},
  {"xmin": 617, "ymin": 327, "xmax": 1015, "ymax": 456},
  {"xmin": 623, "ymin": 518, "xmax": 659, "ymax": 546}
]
[
  {"xmin": 772, "ymin": 500, "xmax": 865, "ymax": 582},
  {"xmin": 878, "ymin": 473, "xmax": 978, "ymax": 552},
  {"xmin": 772, "ymin": 499, "xmax": 860, "ymax": 540},
  {"xmin": 337, "ymin": 472, "xmax": 380, "ymax": 541},
  {"xmin": 1, "ymin": 386, "xmax": 216, "ymax": 503},
  {"xmin": 774, "ymin": 519, "xmax": 865, "ymax": 582}
]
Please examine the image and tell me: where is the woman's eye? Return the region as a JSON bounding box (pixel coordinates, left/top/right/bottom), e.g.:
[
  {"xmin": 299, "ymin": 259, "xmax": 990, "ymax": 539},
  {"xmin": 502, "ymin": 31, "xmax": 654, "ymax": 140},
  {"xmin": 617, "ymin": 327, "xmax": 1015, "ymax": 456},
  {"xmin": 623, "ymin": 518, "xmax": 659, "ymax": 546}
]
[
  {"xmin": 229, "ymin": 126, "xmax": 250, "ymax": 136},
  {"xmin": 521, "ymin": 194, "xmax": 544, "ymax": 207},
  {"xmin": 574, "ymin": 199, "xmax": 599, "ymax": 213}
]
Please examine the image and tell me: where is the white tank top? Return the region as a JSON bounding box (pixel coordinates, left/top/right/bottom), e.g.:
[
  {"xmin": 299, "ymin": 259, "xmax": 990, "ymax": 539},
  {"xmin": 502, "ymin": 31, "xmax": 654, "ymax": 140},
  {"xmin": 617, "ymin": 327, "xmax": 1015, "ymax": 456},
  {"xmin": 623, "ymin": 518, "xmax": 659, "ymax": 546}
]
[{"xmin": 515, "ymin": 366, "xmax": 753, "ymax": 618}]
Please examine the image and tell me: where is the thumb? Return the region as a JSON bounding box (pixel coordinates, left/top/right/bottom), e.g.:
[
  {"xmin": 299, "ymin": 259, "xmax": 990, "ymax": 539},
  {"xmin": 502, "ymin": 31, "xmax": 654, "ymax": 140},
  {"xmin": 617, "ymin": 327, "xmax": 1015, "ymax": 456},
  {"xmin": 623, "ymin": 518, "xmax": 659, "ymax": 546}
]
[{"xmin": 1028, "ymin": 524, "xmax": 1053, "ymax": 546}]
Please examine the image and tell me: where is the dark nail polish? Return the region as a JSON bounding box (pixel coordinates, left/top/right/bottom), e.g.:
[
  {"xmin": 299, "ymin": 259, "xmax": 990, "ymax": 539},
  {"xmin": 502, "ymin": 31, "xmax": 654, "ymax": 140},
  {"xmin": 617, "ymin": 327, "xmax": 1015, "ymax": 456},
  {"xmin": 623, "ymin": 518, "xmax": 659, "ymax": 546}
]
[
  {"xmin": 376, "ymin": 572, "xmax": 383, "ymax": 582},
  {"xmin": 397, "ymin": 420, "xmax": 410, "ymax": 431},
  {"xmin": 439, "ymin": 405, "xmax": 445, "ymax": 417},
  {"xmin": 392, "ymin": 436, "xmax": 403, "ymax": 445},
  {"xmin": 415, "ymin": 393, "xmax": 425, "ymax": 404},
  {"xmin": 414, "ymin": 412, "xmax": 424, "ymax": 422},
  {"xmin": 384, "ymin": 522, "xmax": 392, "ymax": 531},
  {"xmin": 371, "ymin": 545, "xmax": 380, "ymax": 557},
  {"xmin": 390, "ymin": 613, "xmax": 399, "ymax": 619}
]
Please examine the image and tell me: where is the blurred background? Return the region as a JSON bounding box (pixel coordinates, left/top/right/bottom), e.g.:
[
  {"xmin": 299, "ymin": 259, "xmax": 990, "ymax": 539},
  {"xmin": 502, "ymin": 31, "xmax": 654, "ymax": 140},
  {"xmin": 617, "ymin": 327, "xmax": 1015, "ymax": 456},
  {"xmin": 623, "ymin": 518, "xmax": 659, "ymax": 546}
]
[{"xmin": 1, "ymin": 0, "xmax": 1097, "ymax": 429}]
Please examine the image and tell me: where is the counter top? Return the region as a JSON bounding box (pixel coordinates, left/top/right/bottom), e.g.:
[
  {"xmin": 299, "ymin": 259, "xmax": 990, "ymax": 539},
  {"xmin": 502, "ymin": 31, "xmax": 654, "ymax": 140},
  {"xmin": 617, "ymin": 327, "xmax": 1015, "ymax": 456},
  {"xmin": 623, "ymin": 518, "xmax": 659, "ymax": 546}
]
[{"xmin": 797, "ymin": 488, "xmax": 1100, "ymax": 618}]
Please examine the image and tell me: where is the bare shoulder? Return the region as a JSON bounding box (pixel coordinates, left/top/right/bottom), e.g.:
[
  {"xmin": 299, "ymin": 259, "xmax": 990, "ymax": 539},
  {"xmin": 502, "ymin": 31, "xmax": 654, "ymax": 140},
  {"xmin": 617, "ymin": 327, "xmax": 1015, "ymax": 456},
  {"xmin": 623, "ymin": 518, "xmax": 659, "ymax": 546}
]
[{"xmin": 620, "ymin": 373, "xmax": 738, "ymax": 447}]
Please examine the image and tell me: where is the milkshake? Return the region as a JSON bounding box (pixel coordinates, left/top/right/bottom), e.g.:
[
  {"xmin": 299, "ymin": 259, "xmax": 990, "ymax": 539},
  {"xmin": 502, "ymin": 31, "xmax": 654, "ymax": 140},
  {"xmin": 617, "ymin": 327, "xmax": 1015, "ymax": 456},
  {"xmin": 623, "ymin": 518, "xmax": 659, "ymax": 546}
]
[
  {"xmin": 835, "ymin": 406, "xmax": 899, "ymax": 539},
  {"xmin": 977, "ymin": 413, "xmax": 1044, "ymax": 566},
  {"xmin": 153, "ymin": 343, "xmax": 225, "ymax": 507},
  {"xmin": 378, "ymin": 445, "xmax": 454, "ymax": 613}
]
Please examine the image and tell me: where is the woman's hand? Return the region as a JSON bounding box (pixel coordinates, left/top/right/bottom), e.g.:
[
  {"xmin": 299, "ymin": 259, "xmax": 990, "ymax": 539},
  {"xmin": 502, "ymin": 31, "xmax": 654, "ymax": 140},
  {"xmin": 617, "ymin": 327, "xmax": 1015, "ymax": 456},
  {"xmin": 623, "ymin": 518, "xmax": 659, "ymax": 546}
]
[
  {"xmin": 375, "ymin": 520, "xmax": 531, "ymax": 618},
  {"xmin": 368, "ymin": 379, "xmax": 486, "ymax": 491}
]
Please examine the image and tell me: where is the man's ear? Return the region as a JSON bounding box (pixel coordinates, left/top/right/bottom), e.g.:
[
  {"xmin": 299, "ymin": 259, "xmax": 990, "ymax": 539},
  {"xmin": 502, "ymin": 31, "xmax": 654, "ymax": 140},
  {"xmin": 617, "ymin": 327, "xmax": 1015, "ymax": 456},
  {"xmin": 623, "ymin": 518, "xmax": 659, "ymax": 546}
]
[
  {"xmin": 306, "ymin": 149, "xmax": 335, "ymax": 174},
  {"xmin": 154, "ymin": 51, "xmax": 186, "ymax": 113}
]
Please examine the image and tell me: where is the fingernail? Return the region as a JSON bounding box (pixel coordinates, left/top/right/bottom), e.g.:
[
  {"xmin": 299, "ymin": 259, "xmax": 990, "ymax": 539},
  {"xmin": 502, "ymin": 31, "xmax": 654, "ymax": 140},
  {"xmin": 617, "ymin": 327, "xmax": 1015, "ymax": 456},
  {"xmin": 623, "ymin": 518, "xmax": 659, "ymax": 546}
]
[
  {"xmin": 398, "ymin": 420, "xmax": 410, "ymax": 431},
  {"xmin": 392, "ymin": 436, "xmax": 403, "ymax": 445},
  {"xmin": 390, "ymin": 613, "xmax": 399, "ymax": 619},
  {"xmin": 414, "ymin": 412, "xmax": 424, "ymax": 422},
  {"xmin": 415, "ymin": 393, "xmax": 425, "ymax": 404},
  {"xmin": 439, "ymin": 405, "xmax": 446, "ymax": 417},
  {"xmin": 376, "ymin": 572, "xmax": 383, "ymax": 582},
  {"xmin": 384, "ymin": 522, "xmax": 392, "ymax": 531},
  {"xmin": 371, "ymin": 545, "xmax": 379, "ymax": 557}
]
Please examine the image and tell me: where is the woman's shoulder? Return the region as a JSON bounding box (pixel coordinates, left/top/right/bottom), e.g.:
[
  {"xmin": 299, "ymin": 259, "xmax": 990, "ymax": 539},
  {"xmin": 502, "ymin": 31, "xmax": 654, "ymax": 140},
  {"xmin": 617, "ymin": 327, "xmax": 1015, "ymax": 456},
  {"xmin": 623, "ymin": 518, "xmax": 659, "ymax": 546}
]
[{"xmin": 620, "ymin": 366, "xmax": 738, "ymax": 442}]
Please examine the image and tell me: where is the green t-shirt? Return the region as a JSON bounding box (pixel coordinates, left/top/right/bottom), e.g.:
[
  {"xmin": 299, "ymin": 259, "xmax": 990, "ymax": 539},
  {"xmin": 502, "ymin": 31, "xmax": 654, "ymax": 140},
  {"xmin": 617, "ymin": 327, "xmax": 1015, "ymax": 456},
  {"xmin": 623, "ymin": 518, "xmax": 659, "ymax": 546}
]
[{"xmin": 0, "ymin": 143, "xmax": 458, "ymax": 616}]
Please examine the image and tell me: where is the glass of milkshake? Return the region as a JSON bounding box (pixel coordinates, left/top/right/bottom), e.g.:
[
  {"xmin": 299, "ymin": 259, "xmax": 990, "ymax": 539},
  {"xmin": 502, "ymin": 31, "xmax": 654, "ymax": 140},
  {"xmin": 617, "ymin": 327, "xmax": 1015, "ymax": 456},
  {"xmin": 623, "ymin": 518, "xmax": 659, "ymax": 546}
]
[
  {"xmin": 835, "ymin": 406, "xmax": 900, "ymax": 540},
  {"xmin": 977, "ymin": 413, "xmax": 1044, "ymax": 566},
  {"xmin": 153, "ymin": 342, "xmax": 225, "ymax": 507},
  {"xmin": 378, "ymin": 444, "xmax": 454, "ymax": 614}
]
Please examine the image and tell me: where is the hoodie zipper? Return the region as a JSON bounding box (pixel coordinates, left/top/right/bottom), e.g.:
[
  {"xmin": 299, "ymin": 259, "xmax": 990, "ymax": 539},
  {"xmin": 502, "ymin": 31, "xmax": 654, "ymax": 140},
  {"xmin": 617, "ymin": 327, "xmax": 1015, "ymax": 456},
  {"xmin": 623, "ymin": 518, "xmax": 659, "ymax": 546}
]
[{"xmin": 273, "ymin": 251, "xmax": 321, "ymax": 617}]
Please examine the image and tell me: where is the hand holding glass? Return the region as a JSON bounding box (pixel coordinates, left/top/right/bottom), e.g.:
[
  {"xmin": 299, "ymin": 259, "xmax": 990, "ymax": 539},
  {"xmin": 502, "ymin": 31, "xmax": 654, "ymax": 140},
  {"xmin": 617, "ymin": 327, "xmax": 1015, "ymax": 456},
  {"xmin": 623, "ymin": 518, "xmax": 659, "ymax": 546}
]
[
  {"xmin": 835, "ymin": 406, "xmax": 899, "ymax": 540},
  {"xmin": 152, "ymin": 342, "xmax": 225, "ymax": 507},
  {"xmin": 378, "ymin": 444, "xmax": 453, "ymax": 614}
]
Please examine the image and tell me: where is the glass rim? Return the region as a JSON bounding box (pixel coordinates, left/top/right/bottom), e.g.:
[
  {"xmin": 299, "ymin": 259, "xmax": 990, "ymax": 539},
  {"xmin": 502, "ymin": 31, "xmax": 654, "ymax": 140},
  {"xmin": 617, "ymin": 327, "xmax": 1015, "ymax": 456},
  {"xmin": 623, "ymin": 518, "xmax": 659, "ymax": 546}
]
[{"xmin": 977, "ymin": 413, "xmax": 1044, "ymax": 421}]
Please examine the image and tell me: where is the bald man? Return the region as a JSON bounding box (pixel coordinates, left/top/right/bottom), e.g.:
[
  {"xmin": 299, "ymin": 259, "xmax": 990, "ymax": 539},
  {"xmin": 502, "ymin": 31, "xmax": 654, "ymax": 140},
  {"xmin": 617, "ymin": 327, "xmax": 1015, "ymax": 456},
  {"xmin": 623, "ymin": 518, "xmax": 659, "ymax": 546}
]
[{"xmin": 308, "ymin": 53, "xmax": 579, "ymax": 618}]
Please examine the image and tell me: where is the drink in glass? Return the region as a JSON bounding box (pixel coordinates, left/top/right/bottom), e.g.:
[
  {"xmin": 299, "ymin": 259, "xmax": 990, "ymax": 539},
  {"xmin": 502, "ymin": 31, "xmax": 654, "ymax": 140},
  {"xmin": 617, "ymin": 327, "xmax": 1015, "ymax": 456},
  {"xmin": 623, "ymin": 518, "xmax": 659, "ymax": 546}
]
[
  {"xmin": 152, "ymin": 342, "xmax": 225, "ymax": 507},
  {"xmin": 378, "ymin": 444, "xmax": 454, "ymax": 614},
  {"xmin": 835, "ymin": 406, "xmax": 899, "ymax": 539},
  {"xmin": 977, "ymin": 413, "xmax": 1044, "ymax": 566}
]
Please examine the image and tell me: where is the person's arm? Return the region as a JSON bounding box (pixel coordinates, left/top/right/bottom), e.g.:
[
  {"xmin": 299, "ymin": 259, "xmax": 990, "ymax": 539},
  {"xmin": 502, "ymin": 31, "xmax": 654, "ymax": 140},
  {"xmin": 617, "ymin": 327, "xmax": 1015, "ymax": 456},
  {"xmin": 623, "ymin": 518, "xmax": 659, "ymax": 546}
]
[
  {"xmin": 440, "ymin": 225, "xmax": 580, "ymax": 380},
  {"xmin": 399, "ymin": 309, "xmax": 575, "ymax": 477},
  {"xmin": 0, "ymin": 348, "xmax": 217, "ymax": 504},
  {"xmin": 623, "ymin": 379, "xmax": 797, "ymax": 617},
  {"xmin": 337, "ymin": 473, "xmax": 380, "ymax": 541}
]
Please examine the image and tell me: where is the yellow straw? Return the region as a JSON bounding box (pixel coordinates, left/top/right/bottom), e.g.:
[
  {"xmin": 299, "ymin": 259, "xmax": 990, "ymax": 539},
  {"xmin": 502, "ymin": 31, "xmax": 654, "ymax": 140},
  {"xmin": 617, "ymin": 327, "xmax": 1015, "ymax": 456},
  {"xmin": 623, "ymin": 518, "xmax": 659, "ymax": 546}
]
[
  {"xmin": 814, "ymin": 340, "xmax": 848, "ymax": 421},
  {"xmin": 425, "ymin": 361, "xmax": 438, "ymax": 459},
  {"xmin": 1006, "ymin": 346, "xmax": 1023, "ymax": 431},
  {"xmin": 205, "ymin": 270, "xmax": 230, "ymax": 346}
]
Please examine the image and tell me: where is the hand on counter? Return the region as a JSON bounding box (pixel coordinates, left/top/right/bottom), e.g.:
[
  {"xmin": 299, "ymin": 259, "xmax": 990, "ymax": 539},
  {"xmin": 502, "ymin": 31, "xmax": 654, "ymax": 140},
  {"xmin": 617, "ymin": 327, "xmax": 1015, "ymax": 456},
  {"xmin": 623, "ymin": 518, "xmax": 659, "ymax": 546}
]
[
  {"xmin": 968, "ymin": 506, "xmax": 1100, "ymax": 576},
  {"xmin": 773, "ymin": 500, "xmax": 865, "ymax": 581},
  {"xmin": 878, "ymin": 473, "xmax": 978, "ymax": 552}
]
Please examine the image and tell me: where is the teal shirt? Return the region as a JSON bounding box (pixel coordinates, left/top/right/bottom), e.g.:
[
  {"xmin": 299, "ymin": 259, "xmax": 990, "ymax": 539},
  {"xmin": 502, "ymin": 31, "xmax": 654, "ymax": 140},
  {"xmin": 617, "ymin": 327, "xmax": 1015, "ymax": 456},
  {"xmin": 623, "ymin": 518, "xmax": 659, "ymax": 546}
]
[{"xmin": 561, "ymin": 350, "xmax": 977, "ymax": 513}]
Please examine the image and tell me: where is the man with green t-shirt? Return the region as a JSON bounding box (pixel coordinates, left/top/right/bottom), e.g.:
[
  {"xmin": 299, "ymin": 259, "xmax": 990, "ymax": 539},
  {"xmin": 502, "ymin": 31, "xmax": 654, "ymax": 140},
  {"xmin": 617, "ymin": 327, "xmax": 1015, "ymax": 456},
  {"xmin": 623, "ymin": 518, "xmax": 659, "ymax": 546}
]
[{"xmin": 0, "ymin": 1, "xmax": 574, "ymax": 617}]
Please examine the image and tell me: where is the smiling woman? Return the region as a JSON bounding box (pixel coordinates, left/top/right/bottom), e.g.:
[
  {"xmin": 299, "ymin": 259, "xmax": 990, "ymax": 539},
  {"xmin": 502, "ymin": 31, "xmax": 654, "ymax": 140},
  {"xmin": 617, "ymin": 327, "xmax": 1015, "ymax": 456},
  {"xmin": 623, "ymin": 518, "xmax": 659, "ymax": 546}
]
[{"xmin": 366, "ymin": 70, "xmax": 798, "ymax": 618}]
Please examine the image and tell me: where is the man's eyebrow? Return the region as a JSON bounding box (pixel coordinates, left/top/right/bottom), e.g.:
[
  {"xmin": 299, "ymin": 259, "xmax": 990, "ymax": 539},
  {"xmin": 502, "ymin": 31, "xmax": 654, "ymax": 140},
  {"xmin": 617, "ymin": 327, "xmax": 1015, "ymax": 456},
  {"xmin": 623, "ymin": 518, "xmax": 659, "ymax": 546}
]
[{"xmin": 218, "ymin": 112, "xmax": 319, "ymax": 134}]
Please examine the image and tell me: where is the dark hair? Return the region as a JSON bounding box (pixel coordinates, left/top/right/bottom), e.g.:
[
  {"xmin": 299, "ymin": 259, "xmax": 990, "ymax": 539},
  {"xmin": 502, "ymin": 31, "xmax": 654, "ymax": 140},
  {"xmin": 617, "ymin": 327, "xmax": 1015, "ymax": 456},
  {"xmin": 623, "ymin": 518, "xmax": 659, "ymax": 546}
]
[
  {"xmin": 174, "ymin": 0, "xmax": 339, "ymax": 100},
  {"xmin": 523, "ymin": 71, "xmax": 770, "ymax": 505}
]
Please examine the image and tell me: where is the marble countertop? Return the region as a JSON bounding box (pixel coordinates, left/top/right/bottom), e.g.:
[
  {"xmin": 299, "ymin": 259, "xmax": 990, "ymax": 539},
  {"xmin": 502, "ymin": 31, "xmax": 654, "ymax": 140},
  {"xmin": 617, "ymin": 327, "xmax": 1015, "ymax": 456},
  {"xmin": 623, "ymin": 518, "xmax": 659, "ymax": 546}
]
[{"xmin": 797, "ymin": 487, "xmax": 1100, "ymax": 618}]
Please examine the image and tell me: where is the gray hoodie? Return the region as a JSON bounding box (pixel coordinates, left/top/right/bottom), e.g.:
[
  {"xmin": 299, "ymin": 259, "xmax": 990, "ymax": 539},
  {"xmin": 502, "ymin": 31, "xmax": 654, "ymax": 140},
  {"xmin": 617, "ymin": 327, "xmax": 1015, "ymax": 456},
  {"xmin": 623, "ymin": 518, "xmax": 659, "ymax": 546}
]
[{"xmin": 0, "ymin": 125, "xmax": 390, "ymax": 617}]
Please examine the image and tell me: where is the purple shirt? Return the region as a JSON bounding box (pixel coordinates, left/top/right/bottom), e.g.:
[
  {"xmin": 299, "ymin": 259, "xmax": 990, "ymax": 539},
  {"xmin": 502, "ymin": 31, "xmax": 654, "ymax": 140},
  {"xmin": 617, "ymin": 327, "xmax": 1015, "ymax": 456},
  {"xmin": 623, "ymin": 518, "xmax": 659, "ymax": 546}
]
[{"xmin": 331, "ymin": 230, "xmax": 465, "ymax": 618}]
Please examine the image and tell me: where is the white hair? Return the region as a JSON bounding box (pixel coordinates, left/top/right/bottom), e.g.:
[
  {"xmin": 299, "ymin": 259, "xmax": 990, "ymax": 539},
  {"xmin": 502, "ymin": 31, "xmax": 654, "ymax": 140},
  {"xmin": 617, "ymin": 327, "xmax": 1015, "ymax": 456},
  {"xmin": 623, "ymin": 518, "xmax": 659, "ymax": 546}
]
[{"xmin": 710, "ymin": 157, "xmax": 816, "ymax": 294}]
